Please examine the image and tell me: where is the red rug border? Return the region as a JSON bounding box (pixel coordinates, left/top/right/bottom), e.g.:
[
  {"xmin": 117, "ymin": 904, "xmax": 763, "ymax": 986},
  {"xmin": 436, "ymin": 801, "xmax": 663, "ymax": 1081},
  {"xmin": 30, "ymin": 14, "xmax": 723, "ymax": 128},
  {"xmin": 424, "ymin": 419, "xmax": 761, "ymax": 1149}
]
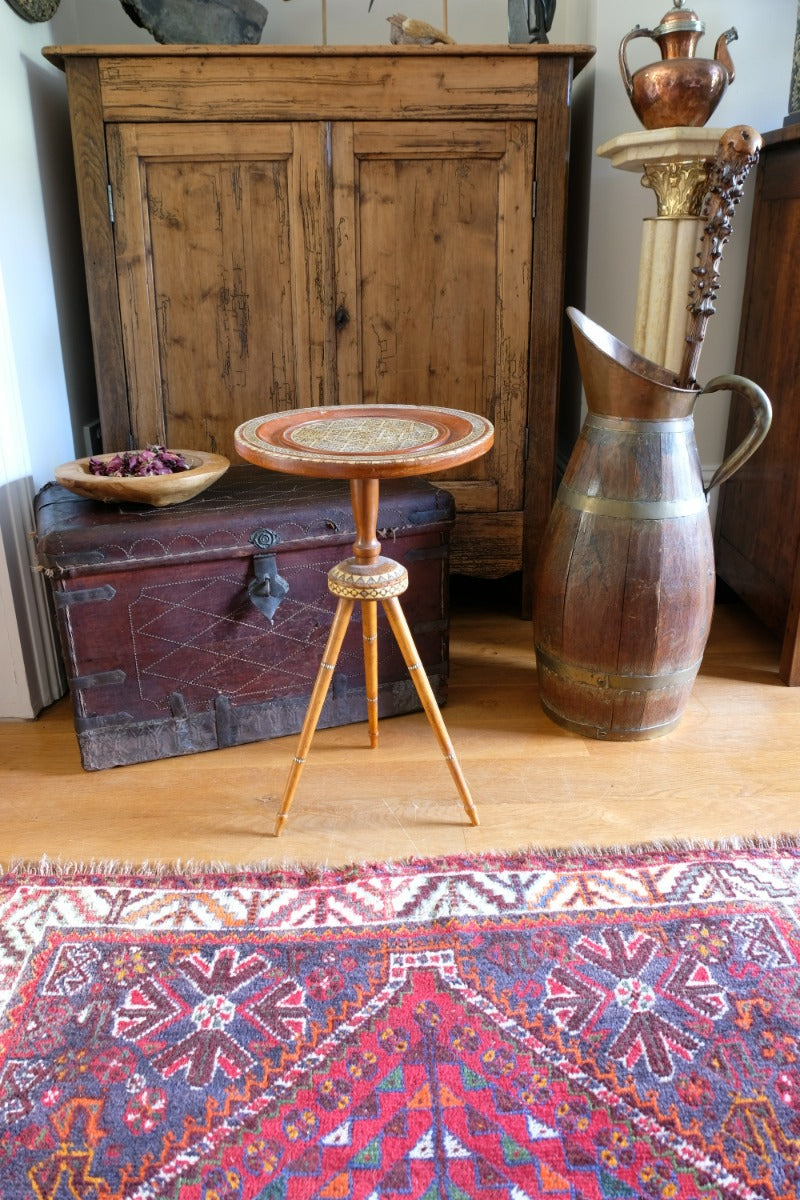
[
  {"xmin": 4, "ymin": 832, "xmax": 800, "ymax": 1197},
  {"xmin": 3, "ymin": 832, "xmax": 800, "ymax": 887}
]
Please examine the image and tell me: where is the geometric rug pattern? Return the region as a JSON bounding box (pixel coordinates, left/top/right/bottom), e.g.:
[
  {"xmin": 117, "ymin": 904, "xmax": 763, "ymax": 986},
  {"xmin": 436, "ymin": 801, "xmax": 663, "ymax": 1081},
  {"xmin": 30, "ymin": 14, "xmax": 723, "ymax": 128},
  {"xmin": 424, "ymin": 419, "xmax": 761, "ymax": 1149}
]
[{"xmin": 1, "ymin": 842, "xmax": 800, "ymax": 1198}]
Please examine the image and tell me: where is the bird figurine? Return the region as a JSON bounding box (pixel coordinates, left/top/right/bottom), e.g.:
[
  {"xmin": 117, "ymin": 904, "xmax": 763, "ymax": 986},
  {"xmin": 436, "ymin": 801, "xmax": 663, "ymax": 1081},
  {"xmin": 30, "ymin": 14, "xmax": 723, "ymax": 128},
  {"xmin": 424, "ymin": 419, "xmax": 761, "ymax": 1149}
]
[{"xmin": 386, "ymin": 13, "xmax": 455, "ymax": 44}]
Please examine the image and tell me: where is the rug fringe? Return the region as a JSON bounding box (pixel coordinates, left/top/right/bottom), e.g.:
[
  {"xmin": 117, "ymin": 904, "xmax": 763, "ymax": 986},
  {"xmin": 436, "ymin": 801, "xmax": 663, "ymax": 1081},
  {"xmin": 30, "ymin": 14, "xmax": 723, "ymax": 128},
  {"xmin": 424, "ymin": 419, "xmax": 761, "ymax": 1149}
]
[{"xmin": 3, "ymin": 832, "xmax": 800, "ymax": 882}]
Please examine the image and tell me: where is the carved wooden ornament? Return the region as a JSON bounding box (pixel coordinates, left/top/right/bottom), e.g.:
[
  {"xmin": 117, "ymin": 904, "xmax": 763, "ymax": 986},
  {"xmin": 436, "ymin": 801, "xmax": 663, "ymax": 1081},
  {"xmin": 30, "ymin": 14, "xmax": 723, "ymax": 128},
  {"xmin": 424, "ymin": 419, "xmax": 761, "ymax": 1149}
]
[{"xmin": 680, "ymin": 124, "xmax": 763, "ymax": 387}]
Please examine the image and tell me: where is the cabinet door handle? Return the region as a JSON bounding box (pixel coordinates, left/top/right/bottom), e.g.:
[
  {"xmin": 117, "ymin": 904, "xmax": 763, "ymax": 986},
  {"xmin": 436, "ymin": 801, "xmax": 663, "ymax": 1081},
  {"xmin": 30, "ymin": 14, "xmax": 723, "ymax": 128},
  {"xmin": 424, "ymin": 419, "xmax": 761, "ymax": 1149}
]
[{"xmin": 335, "ymin": 305, "xmax": 350, "ymax": 330}]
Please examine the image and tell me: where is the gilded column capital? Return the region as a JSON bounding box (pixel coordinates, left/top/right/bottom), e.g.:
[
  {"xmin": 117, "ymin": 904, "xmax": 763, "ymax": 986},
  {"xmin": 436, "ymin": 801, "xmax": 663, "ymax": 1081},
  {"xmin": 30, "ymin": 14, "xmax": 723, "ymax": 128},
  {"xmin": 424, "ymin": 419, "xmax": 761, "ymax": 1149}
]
[
  {"xmin": 641, "ymin": 159, "xmax": 712, "ymax": 217},
  {"xmin": 596, "ymin": 128, "xmax": 726, "ymax": 218}
]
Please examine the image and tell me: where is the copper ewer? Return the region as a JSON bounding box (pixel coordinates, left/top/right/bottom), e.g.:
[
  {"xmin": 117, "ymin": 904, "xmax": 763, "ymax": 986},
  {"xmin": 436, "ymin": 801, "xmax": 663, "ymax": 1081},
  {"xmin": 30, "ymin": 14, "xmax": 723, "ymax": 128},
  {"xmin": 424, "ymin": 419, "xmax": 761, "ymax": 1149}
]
[{"xmin": 620, "ymin": 0, "xmax": 737, "ymax": 128}]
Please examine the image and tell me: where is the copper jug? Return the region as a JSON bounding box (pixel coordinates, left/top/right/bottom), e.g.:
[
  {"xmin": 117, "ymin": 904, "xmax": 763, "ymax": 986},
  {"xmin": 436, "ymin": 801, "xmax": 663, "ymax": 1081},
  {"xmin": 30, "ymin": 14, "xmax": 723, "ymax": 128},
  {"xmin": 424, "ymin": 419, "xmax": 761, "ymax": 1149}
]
[
  {"xmin": 533, "ymin": 308, "xmax": 771, "ymax": 740},
  {"xmin": 619, "ymin": 1, "xmax": 737, "ymax": 129}
]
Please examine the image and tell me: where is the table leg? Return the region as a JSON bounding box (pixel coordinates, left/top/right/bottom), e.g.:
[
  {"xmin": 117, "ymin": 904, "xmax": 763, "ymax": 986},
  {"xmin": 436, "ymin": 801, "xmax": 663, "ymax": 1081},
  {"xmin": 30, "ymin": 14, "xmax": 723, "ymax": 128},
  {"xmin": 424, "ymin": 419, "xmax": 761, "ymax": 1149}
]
[
  {"xmin": 362, "ymin": 600, "xmax": 379, "ymax": 749},
  {"xmin": 273, "ymin": 473, "xmax": 479, "ymax": 834},
  {"xmin": 274, "ymin": 596, "xmax": 354, "ymax": 837},
  {"xmin": 382, "ymin": 594, "xmax": 479, "ymax": 827}
]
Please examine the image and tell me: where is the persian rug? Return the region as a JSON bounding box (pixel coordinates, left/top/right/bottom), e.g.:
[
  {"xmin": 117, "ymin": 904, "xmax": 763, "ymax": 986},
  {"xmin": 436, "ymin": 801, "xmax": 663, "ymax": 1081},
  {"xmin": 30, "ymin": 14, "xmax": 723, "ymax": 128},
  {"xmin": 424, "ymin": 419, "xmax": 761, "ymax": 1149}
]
[{"xmin": 1, "ymin": 840, "xmax": 800, "ymax": 1199}]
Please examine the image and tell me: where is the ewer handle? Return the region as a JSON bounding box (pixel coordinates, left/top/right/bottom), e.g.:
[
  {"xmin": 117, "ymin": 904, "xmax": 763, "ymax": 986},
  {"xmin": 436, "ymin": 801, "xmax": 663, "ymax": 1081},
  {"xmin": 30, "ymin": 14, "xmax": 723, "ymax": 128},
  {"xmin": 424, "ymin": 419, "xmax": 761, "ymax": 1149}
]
[
  {"xmin": 618, "ymin": 26, "xmax": 653, "ymax": 96},
  {"xmin": 701, "ymin": 374, "xmax": 772, "ymax": 495}
]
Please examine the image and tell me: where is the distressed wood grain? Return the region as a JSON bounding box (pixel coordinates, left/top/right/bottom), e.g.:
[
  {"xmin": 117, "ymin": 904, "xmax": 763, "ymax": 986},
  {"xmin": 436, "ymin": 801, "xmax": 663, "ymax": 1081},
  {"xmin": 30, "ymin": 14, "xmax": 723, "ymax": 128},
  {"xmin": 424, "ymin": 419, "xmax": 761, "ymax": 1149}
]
[{"xmin": 716, "ymin": 127, "xmax": 800, "ymax": 684}]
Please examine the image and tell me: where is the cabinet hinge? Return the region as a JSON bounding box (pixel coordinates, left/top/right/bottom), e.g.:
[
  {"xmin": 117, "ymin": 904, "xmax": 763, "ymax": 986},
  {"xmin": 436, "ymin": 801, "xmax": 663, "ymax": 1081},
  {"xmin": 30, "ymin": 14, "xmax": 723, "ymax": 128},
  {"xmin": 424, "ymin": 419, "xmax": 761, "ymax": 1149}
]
[
  {"xmin": 107, "ymin": 184, "xmax": 115, "ymax": 224},
  {"xmin": 532, "ymin": 180, "xmax": 537, "ymax": 221}
]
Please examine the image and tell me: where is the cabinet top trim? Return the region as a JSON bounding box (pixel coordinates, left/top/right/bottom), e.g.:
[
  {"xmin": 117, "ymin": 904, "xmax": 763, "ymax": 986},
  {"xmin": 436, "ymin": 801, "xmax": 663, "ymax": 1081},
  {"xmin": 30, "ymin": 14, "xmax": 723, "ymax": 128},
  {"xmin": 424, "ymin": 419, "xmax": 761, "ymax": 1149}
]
[
  {"xmin": 46, "ymin": 44, "xmax": 593, "ymax": 123},
  {"xmin": 44, "ymin": 43, "xmax": 594, "ymax": 74}
]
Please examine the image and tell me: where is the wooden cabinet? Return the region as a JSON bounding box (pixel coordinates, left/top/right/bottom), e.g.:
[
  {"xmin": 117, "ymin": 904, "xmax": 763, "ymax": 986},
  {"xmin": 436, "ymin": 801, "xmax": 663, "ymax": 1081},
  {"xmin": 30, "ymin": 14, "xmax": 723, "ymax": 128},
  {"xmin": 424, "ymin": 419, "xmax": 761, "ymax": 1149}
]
[
  {"xmin": 45, "ymin": 44, "xmax": 592, "ymax": 593},
  {"xmin": 715, "ymin": 126, "xmax": 800, "ymax": 683}
]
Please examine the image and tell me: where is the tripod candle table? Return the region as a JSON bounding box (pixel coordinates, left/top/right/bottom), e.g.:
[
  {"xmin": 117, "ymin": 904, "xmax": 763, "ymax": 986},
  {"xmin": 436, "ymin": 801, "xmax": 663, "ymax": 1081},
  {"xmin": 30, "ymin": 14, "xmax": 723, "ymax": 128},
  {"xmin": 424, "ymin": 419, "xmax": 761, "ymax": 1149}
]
[{"xmin": 235, "ymin": 404, "xmax": 494, "ymax": 835}]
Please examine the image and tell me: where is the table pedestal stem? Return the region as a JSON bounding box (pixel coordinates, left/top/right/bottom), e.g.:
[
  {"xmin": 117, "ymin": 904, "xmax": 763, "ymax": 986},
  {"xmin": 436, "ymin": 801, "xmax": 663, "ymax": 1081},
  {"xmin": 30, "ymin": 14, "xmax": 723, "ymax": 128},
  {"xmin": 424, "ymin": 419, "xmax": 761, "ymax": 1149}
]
[{"xmin": 273, "ymin": 477, "xmax": 478, "ymax": 836}]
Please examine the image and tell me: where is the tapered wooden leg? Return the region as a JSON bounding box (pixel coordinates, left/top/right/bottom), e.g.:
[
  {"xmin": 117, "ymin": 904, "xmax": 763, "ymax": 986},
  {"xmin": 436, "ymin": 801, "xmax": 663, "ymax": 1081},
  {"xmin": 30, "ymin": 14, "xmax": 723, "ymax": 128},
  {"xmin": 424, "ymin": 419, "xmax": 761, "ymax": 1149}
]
[
  {"xmin": 382, "ymin": 595, "xmax": 479, "ymax": 827},
  {"xmin": 362, "ymin": 600, "xmax": 379, "ymax": 748},
  {"xmin": 274, "ymin": 597, "xmax": 354, "ymax": 837}
]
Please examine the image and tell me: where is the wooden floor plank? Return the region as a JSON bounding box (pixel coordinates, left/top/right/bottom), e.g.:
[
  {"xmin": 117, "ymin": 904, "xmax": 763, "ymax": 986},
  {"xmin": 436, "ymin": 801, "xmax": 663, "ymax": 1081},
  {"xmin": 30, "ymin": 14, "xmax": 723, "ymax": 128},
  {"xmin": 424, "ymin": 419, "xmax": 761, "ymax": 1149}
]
[{"xmin": 0, "ymin": 585, "xmax": 797, "ymax": 868}]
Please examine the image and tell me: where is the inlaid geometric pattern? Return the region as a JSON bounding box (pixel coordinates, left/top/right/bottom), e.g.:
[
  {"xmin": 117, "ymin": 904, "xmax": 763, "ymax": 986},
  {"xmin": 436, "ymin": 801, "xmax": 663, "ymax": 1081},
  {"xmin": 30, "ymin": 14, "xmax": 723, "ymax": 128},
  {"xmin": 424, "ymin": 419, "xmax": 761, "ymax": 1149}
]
[
  {"xmin": 288, "ymin": 417, "xmax": 440, "ymax": 454},
  {"xmin": 235, "ymin": 405, "xmax": 493, "ymax": 475},
  {"xmin": 328, "ymin": 560, "xmax": 408, "ymax": 600}
]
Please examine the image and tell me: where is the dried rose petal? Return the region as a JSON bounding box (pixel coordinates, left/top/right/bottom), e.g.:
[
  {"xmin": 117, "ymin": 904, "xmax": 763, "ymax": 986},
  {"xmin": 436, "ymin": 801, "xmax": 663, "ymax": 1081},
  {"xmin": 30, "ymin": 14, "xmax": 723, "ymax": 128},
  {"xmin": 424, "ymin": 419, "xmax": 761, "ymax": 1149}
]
[{"xmin": 88, "ymin": 446, "xmax": 191, "ymax": 477}]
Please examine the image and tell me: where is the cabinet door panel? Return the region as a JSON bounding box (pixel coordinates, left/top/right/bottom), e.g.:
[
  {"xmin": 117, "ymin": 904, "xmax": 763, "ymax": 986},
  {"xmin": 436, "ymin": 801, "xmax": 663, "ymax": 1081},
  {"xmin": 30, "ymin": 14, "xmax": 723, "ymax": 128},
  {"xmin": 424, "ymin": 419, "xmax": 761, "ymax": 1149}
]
[
  {"xmin": 333, "ymin": 121, "xmax": 534, "ymax": 517},
  {"xmin": 107, "ymin": 122, "xmax": 334, "ymax": 459}
]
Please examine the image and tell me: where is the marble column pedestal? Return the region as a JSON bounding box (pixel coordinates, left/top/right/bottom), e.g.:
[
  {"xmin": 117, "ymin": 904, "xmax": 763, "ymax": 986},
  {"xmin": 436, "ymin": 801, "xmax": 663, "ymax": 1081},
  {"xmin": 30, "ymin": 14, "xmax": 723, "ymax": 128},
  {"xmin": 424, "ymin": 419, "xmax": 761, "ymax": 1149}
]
[{"xmin": 597, "ymin": 127, "xmax": 726, "ymax": 373}]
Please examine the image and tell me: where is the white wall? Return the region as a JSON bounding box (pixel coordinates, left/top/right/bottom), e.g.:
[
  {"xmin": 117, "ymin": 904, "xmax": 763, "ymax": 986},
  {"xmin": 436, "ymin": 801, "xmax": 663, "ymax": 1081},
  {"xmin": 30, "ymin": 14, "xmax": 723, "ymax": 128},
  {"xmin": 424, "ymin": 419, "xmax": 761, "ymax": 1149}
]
[
  {"xmin": 1, "ymin": 5, "xmax": 75, "ymax": 488},
  {"xmin": 0, "ymin": 0, "xmax": 83, "ymax": 718},
  {"xmin": 0, "ymin": 0, "xmax": 796, "ymax": 717}
]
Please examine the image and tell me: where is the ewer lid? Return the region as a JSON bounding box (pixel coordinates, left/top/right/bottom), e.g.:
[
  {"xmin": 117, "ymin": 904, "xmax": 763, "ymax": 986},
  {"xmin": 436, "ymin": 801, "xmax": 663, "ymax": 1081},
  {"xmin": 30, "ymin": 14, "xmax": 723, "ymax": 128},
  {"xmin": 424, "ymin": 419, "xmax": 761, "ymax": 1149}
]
[{"xmin": 653, "ymin": 0, "xmax": 705, "ymax": 40}]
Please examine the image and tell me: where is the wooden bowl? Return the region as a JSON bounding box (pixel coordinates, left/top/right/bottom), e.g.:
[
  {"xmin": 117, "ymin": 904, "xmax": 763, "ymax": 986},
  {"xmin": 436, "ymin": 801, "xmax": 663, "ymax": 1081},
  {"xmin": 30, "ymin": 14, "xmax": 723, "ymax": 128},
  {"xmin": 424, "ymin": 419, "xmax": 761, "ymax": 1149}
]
[{"xmin": 54, "ymin": 450, "xmax": 230, "ymax": 507}]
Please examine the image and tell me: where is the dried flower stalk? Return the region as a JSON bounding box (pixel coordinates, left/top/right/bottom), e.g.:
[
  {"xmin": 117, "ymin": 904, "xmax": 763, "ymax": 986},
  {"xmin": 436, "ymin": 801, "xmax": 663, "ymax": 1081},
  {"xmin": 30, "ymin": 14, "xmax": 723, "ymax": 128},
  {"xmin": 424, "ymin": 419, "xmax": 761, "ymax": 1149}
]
[{"xmin": 680, "ymin": 125, "xmax": 762, "ymax": 388}]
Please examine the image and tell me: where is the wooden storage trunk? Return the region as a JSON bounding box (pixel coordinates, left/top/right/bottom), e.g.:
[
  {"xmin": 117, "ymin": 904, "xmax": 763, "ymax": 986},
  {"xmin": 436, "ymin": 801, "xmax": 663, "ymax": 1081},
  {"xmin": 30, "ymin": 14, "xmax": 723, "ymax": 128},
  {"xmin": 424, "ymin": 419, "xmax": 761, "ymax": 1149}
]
[{"xmin": 34, "ymin": 467, "xmax": 454, "ymax": 770}]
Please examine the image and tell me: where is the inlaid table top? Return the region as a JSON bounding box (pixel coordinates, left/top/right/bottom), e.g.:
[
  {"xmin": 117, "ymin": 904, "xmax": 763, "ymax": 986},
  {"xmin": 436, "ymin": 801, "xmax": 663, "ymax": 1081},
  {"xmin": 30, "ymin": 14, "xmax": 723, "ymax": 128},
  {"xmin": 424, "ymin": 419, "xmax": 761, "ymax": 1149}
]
[{"xmin": 235, "ymin": 404, "xmax": 494, "ymax": 480}]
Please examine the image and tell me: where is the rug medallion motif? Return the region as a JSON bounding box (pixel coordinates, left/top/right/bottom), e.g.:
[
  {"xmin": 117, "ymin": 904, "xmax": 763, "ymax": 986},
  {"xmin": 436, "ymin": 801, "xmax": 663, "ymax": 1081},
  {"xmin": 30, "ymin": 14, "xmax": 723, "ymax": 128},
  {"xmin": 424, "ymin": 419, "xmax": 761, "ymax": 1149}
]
[{"xmin": 1, "ymin": 844, "xmax": 799, "ymax": 1198}]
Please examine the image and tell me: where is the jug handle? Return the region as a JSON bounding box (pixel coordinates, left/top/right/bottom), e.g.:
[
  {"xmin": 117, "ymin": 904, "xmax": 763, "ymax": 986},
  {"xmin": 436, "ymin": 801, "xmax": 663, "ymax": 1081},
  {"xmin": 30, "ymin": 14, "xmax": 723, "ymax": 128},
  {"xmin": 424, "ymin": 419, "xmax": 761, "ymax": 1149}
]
[
  {"xmin": 700, "ymin": 374, "xmax": 772, "ymax": 495},
  {"xmin": 619, "ymin": 26, "xmax": 653, "ymax": 98}
]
